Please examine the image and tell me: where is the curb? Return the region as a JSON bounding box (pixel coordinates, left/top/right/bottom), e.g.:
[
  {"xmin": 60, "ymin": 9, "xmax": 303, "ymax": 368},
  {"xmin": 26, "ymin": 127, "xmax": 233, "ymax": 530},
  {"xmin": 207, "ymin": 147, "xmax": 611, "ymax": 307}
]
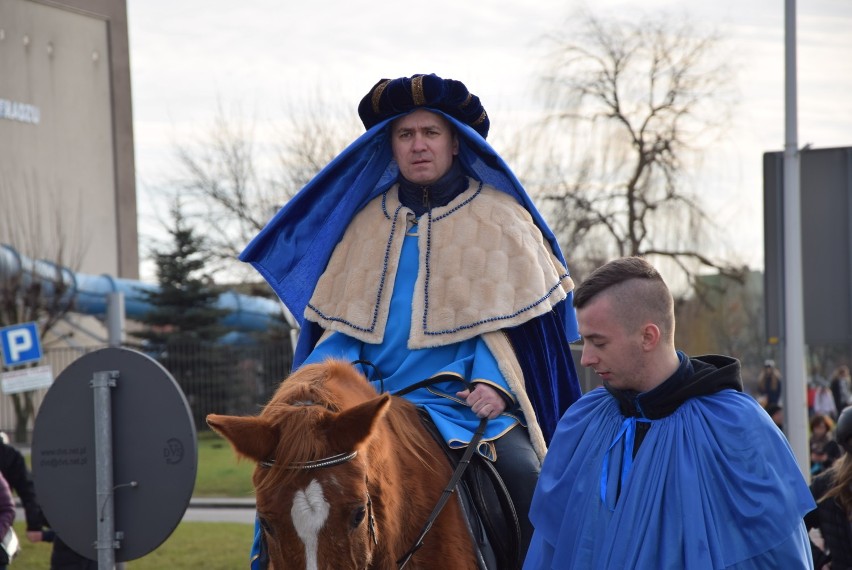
[{"xmin": 188, "ymin": 497, "xmax": 255, "ymax": 509}]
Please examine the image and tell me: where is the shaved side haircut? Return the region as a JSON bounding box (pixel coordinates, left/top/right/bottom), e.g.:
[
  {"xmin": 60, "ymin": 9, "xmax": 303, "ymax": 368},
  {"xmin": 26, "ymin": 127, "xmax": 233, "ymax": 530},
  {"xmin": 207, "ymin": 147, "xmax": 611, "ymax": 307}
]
[{"xmin": 574, "ymin": 257, "xmax": 675, "ymax": 342}]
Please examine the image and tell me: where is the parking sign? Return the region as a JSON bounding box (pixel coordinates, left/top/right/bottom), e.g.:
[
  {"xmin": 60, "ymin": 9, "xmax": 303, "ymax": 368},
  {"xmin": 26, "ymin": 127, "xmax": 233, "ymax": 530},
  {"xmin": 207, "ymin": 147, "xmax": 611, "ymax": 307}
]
[{"xmin": 0, "ymin": 322, "xmax": 43, "ymax": 367}]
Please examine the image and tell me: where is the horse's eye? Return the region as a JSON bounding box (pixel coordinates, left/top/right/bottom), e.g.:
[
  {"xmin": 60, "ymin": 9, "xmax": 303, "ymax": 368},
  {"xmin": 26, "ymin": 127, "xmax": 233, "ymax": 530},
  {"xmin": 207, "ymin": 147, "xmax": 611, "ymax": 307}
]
[{"xmin": 350, "ymin": 505, "xmax": 366, "ymax": 528}]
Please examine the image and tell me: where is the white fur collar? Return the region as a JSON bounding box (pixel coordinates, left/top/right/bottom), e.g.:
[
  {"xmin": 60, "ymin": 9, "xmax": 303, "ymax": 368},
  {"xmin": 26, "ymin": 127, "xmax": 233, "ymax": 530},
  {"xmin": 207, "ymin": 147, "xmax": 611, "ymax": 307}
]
[{"xmin": 306, "ymin": 180, "xmax": 573, "ymax": 349}]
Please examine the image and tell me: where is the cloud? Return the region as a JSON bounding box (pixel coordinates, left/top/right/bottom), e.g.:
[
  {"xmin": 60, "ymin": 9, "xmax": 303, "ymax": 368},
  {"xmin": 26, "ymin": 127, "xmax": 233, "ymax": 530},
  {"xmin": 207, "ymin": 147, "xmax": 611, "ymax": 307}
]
[{"xmin": 128, "ymin": 0, "xmax": 852, "ymax": 273}]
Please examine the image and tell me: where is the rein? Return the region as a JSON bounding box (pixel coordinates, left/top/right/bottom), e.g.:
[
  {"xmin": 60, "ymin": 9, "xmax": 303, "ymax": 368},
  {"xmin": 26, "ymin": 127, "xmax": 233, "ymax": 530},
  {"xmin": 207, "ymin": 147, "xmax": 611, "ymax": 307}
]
[
  {"xmin": 393, "ymin": 373, "xmax": 489, "ymax": 569},
  {"xmin": 396, "ymin": 415, "xmax": 487, "ymax": 569}
]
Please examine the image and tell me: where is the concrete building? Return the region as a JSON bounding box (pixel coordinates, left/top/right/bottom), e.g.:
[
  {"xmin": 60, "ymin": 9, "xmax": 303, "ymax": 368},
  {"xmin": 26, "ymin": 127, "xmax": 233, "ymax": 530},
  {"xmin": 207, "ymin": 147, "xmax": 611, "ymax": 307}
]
[
  {"xmin": 0, "ymin": 0, "xmax": 137, "ymax": 438},
  {"xmin": 0, "ymin": 0, "xmax": 137, "ymax": 278}
]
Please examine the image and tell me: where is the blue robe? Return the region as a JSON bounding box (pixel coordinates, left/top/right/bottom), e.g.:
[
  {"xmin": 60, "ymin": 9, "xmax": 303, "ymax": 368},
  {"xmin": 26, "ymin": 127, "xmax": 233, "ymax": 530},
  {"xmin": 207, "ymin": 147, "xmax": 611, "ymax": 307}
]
[
  {"xmin": 303, "ymin": 220, "xmax": 522, "ymax": 456},
  {"xmin": 242, "ymin": 111, "xmax": 582, "ymax": 569},
  {"xmin": 524, "ymin": 384, "xmax": 816, "ymax": 569},
  {"xmin": 240, "ymin": 111, "xmax": 581, "ymax": 443}
]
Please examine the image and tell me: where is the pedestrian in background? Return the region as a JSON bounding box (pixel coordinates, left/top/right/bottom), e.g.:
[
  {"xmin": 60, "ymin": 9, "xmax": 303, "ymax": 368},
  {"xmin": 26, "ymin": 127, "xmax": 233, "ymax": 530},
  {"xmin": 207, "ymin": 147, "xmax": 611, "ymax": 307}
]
[
  {"xmin": 814, "ymin": 378, "xmax": 839, "ymax": 421},
  {"xmin": 810, "ymin": 414, "xmax": 841, "ymax": 476},
  {"xmin": 0, "ymin": 471, "xmax": 16, "ymax": 570},
  {"xmin": 766, "ymin": 402, "xmax": 785, "ymax": 431},
  {"xmin": 757, "ymin": 359, "xmax": 783, "ymax": 407},
  {"xmin": 0, "ymin": 433, "xmax": 95, "ymax": 570},
  {"xmin": 830, "ymin": 366, "xmax": 852, "ymax": 415},
  {"xmin": 0, "ymin": 432, "xmax": 47, "ymax": 543},
  {"xmin": 807, "ymin": 405, "xmax": 852, "ymax": 569}
]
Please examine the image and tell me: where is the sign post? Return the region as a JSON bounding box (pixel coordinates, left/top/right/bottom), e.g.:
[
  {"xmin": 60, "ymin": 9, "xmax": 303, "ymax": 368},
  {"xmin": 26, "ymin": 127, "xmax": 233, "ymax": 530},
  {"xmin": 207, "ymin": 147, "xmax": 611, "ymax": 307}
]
[{"xmin": 33, "ymin": 348, "xmax": 197, "ymax": 564}]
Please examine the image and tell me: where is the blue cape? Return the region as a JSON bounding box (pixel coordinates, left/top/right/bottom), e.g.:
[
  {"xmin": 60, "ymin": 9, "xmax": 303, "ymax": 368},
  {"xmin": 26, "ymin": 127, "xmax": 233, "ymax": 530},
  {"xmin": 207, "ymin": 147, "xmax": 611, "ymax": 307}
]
[
  {"xmin": 525, "ymin": 387, "xmax": 816, "ymax": 569},
  {"xmin": 239, "ymin": 111, "xmax": 582, "ymax": 442},
  {"xmin": 239, "ymin": 112, "xmax": 574, "ymax": 335}
]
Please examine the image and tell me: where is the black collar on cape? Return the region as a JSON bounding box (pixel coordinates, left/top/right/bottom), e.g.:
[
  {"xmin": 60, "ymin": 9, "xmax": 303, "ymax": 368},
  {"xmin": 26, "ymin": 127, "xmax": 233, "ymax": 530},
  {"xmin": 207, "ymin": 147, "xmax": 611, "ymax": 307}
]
[
  {"xmin": 606, "ymin": 353, "xmax": 743, "ymax": 420},
  {"xmin": 397, "ymin": 160, "xmax": 469, "ymax": 216}
]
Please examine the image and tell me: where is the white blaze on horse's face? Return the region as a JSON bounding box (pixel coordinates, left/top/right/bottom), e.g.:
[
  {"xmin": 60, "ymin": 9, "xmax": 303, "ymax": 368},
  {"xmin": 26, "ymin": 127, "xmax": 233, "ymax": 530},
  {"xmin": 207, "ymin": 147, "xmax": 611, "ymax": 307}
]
[{"xmin": 291, "ymin": 479, "xmax": 330, "ymax": 570}]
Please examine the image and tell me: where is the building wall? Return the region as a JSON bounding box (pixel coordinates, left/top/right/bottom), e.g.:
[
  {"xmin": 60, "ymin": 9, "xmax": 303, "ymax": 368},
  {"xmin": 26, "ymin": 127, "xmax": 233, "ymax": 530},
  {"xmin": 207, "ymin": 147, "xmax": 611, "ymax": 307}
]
[{"xmin": 0, "ymin": 0, "xmax": 137, "ymax": 278}]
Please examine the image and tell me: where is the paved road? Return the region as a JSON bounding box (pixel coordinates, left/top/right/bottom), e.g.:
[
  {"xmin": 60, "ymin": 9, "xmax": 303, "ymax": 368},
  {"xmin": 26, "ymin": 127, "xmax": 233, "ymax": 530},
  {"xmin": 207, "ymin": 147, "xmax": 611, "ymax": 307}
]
[
  {"xmin": 16, "ymin": 497, "xmax": 257, "ymax": 526},
  {"xmin": 181, "ymin": 497, "xmax": 256, "ymax": 524}
]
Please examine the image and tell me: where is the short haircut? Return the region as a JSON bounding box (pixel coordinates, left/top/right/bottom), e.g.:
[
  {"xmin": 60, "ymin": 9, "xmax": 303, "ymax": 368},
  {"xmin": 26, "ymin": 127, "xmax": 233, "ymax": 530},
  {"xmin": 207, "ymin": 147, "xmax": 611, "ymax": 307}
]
[{"xmin": 574, "ymin": 256, "xmax": 675, "ymax": 340}]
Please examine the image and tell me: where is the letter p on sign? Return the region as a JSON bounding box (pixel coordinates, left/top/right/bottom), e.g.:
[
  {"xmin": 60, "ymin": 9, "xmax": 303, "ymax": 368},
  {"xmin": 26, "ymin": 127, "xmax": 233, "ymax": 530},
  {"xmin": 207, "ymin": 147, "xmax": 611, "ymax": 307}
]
[{"xmin": 0, "ymin": 322, "xmax": 43, "ymax": 367}]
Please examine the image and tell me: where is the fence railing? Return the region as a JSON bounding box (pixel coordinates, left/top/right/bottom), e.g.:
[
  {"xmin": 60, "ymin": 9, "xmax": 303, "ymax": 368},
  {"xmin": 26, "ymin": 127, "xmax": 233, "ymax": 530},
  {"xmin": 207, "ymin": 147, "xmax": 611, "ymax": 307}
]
[
  {"xmin": 4, "ymin": 342, "xmax": 593, "ymax": 443},
  {"xmin": 0, "ymin": 341, "xmax": 294, "ymax": 442}
]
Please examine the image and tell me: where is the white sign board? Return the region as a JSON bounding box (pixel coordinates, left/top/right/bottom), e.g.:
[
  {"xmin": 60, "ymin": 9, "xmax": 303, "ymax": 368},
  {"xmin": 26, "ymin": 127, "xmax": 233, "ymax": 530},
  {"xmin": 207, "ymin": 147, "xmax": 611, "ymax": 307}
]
[{"xmin": 2, "ymin": 365, "xmax": 54, "ymax": 394}]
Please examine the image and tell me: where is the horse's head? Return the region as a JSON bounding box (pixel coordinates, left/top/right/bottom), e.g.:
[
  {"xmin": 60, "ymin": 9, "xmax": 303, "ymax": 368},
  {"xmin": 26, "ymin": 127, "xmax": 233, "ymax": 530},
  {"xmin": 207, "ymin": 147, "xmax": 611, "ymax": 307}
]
[{"xmin": 207, "ymin": 360, "xmax": 391, "ymax": 569}]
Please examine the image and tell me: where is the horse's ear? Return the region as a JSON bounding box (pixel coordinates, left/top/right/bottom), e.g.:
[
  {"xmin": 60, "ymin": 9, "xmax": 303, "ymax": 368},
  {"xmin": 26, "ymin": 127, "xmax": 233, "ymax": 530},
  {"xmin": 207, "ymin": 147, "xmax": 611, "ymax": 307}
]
[
  {"xmin": 206, "ymin": 414, "xmax": 277, "ymax": 463},
  {"xmin": 329, "ymin": 393, "xmax": 391, "ymax": 451}
]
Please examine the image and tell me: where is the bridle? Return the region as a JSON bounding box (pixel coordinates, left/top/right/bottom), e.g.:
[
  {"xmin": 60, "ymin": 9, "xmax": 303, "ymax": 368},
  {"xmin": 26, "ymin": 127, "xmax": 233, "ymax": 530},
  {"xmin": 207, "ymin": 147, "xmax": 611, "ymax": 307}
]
[
  {"xmin": 260, "ymin": 451, "xmax": 357, "ymax": 470},
  {"xmin": 260, "ymin": 370, "xmax": 488, "ymax": 569},
  {"xmin": 259, "ymin": 397, "xmax": 379, "ymax": 547},
  {"xmin": 260, "ymin": 447, "xmax": 379, "ymax": 549}
]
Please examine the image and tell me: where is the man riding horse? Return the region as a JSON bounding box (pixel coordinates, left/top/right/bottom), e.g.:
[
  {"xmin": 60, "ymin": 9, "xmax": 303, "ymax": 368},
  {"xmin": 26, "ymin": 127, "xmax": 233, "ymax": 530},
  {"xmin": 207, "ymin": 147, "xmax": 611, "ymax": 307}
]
[{"xmin": 240, "ymin": 73, "xmax": 582, "ymax": 568}]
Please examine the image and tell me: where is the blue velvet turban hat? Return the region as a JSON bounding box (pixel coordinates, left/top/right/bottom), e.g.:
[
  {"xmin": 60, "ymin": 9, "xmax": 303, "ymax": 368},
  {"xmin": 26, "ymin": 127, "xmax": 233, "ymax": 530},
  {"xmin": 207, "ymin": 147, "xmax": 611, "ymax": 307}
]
[{"xmin": 357, "ymin": 73, "xmax": 490, "ymax": 139}]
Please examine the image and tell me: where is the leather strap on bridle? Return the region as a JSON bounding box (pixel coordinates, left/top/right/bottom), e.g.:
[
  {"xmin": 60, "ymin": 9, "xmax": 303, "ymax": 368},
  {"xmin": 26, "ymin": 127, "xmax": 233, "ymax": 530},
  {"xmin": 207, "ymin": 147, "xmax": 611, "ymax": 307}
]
[
  {"xmin": 391, "ymin": 372, "xmax": 461, "ymax": 398},
  {"xmin": 351, "ymin": 359, "xmax": 385, "ymax": 394}
]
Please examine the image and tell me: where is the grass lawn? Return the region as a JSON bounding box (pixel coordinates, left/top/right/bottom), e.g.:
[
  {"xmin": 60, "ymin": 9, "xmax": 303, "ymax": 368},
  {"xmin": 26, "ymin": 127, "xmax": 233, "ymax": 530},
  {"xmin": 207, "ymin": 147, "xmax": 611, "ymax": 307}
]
[
  {"xmin": 13, "ymin": 520, "xmax": 254, "ymax": 569},
  {"xmin": 17, "ymin": 430, "xmax": 256, "ymax": 567},
  {"xmin": 194, "ymin": 430, "xmax": 255, "ymax": 497}
]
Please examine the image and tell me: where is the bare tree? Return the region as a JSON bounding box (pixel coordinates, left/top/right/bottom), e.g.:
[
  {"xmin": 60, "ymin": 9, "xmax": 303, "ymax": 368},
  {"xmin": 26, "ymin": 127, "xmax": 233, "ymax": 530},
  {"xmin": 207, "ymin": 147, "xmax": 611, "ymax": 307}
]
[
  {"xmin": 675, "ymin": 270, "xmax": 766, "ymax": 387},
  {"xmin": 0, "ymin": 180, "xmax": 84, "ymax": 441},
  {"xmin": 166, "ymin": 94, "xmax": 361, "ymax": 279},
  {"xmin": 524, "ymin": 10, "xmax": 741, "ymax": 287}
]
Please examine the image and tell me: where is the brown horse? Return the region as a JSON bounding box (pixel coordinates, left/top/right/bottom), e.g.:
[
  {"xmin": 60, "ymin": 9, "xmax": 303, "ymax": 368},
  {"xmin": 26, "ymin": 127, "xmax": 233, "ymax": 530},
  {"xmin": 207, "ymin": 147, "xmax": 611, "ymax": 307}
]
[{"xmin": 207, "ymin": 359, "xmax": 479, "ymax": 570}]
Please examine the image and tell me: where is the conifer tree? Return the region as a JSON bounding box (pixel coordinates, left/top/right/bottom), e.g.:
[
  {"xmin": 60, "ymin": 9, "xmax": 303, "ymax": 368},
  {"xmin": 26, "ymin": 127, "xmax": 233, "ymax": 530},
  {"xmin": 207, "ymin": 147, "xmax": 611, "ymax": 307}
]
[
  {"xmin": 136, "ymin": 201, "xmax": 226, "ymax": 344},
  {"xmin": 136, "ymin": 199, "xmax": 231, "ymax": 426}
]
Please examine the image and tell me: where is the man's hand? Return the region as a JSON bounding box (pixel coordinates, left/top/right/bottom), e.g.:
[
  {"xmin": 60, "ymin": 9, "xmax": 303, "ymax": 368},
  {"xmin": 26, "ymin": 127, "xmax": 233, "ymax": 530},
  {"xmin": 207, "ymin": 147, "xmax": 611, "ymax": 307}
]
[{"xmin": 457, "ymin": 384, "xmax": 506, "ymax": 419}]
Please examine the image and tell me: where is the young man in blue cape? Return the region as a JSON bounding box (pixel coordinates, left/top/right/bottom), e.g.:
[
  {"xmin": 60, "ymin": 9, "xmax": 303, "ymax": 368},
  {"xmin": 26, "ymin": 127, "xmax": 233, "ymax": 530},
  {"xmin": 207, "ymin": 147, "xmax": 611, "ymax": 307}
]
[
  {"xmin": 524, "ymin": 256, "xmax": 816, "ymax": 569},
  {"xmin": 240, "ymin": 73, "xmax": 582, "ymax": 568}
]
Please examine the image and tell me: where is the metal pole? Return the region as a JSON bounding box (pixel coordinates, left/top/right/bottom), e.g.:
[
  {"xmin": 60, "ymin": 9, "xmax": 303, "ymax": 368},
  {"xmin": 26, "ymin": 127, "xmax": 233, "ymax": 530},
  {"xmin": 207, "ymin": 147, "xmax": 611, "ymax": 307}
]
[
  {"xmin": 106, "ymin": 292, "xmax": 126, "ymax": 348},
  {"xmin": 92, "ymin": 370, "xmax": 120, "ymax": 568},
  {"xmin": 782, "ymin": 0, "xmax": 809, "ymax": 477}
]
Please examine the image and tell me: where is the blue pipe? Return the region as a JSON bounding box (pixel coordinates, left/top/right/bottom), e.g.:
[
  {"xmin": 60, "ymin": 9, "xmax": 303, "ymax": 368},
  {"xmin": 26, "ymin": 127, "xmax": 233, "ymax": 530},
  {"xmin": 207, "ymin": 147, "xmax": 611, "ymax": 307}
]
[{"xmin": 0, "ymin": 243, "xmax": 286, "ymax": 332}]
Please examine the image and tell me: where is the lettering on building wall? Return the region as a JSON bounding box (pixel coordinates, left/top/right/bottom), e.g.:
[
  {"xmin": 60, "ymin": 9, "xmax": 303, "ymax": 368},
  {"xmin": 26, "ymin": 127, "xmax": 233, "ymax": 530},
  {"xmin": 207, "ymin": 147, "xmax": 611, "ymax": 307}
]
[{"xmin": 0, "ymin": 98, "xmax": 40, "ymax": 124}]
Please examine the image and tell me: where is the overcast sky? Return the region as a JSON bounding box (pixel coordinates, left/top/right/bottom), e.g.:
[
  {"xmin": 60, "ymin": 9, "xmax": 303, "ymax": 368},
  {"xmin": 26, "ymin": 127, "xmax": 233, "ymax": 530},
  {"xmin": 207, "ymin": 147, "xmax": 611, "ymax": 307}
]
[{"xmin": 127, "ymin": 0, "xmax": 852, "ymax": 280}]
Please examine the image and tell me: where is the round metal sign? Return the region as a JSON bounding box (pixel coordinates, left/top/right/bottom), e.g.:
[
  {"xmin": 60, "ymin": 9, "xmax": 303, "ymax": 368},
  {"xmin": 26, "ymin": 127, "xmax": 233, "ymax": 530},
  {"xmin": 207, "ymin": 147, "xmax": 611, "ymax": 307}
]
[{"xmin": 32, "ymin": 347, "xmax": 198, "ymax": 562}]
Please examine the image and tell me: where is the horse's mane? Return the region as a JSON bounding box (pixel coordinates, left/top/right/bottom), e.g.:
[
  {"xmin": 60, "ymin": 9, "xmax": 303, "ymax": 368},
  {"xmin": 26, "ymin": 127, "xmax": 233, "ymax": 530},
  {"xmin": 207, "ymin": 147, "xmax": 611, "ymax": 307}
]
[
  {"xmin": 382, "ymin": 397, "xmax": 442, "ymax": 473},
  {"xmin": 255, "ymin": 360, "xmax": 439, "ymax": 496}
]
